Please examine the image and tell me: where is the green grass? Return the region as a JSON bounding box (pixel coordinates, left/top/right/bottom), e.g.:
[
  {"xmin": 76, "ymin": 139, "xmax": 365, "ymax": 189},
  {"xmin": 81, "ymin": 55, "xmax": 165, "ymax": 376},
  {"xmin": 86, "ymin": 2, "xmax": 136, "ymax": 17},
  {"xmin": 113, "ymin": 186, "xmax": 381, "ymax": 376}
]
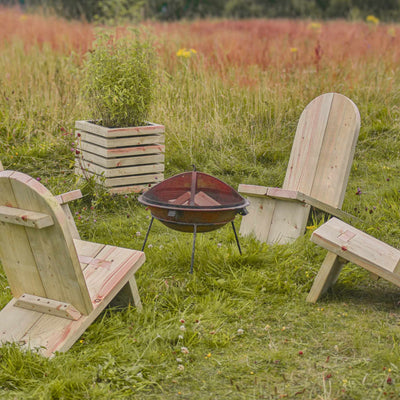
[{"xmin": 2, "ymin": 23, "xmax": 400, "ymax": 400}]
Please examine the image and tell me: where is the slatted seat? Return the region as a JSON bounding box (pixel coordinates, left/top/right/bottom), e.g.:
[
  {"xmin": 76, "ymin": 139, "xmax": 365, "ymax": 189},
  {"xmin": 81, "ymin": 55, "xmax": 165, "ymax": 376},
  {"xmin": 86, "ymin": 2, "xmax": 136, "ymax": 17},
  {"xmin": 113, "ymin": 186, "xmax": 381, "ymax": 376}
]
[
  {"xmin": 307, "ymin": 218, "xmax": 400, "ymax": 302},
  {"xmin": 0, "ymin": 170, "xmax": 145, "ymax": 357},
  {"xmin": 238, "ymin": 93, "xmax": 360, "ymax": 244}
]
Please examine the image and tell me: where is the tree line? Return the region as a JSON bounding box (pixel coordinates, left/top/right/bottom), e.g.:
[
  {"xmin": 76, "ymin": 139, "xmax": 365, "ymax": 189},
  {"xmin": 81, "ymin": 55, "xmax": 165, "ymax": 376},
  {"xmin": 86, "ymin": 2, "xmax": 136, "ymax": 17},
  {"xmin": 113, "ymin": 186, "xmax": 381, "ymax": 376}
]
[{"xmin": 2, "ymin": 0, "xmax": 400, "ymax": 22}]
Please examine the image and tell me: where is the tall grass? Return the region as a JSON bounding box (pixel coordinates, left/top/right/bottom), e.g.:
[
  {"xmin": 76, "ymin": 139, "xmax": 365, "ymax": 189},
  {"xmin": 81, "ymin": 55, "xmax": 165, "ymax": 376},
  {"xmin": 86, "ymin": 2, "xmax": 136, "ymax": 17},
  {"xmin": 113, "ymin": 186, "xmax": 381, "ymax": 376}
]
[{"xmin": 1, "ymin": 7, "xmax": 400, "ymax": 399}]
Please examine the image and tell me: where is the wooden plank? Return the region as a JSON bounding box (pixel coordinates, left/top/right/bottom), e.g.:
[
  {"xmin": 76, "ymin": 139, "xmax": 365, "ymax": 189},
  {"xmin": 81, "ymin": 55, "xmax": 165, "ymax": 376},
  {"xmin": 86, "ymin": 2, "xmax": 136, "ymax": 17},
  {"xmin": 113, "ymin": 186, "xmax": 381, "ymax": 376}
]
[
  {"xmin": 239, "ymin": 185, "xmax": 358, "ymax": 222},
  {"xmin": 108, "ymin": 184, "xmax": 156, "ymax": 194},
  {"xmin": 239, "ymin": 196, "xmax": 277, "ymax": 243},
  {"xmin": 0, "ymin": 160, "xmax": 3, "ymax": 171},
  {"xmin": 283, "ymin": 93, "xmax": 333, "ymax": 193},
  {"xmin": 83, "ymin": 245, "xmax": 144, "ymax": 300},
  {"xmin": 54, "ymin": 190, "xmax": 82, "ymax": 205},
  {"xmin": 306, "ymin": 252, "xmax": 345, "ymax": 303},
  {"xmin": 310, "ymin": 94, "xmax": 360, "ymax": 208},
  {"xmin": 14, "ymin": 294, "xmax": 82, "ymax": 321},
  {"xmin": 78, "ymin": 141, "xmax": 165, "ymax": 158},
  {"xmin": 77, "ymin": 130, "xmax": 165, "ymax": 148},
  {"xmin": 7, "ymin": 172, "xmax": 93, "ymax": 315},
  {"xmin": 75, "ymin": 120, "xmax": 165, "ymax": 138},
  {"xmin": 74, "ymin": 239, "xmax": 105, "ymax": 267},
  {"xmin": 238, "ymin": 184, "xmax": 268, "ymax": 197},
  {"xmin": 0, "ymin": 298, "xmax": 42, "ymax": 344},
  {"xmin": 75, "ymin": 168, "xmax": 164, "ymax": 187},
  {"xmin": 169, "ymin": 191, "xmax": 191, "ymax": 205},
  {"xmin": 60, "ymin": 203, "xmax": 80, "ymax": 240},
  {"xmin": 266, "ymin": 188, "xmax": 359, "ymax": 221},
  {"xmin": 0, "ymin": 206, "xmax": 54, "ymax": 229},
  {"xmin": 266, "ymin": 199, "xmax": 310, "ymax": 244},
  {"xmin": 76, "ymin": 159, "xmax": 164, "ymax": 178},
  {"xmin": 311, "ymin": 218, "xmax": 400, "ymax": 286},
  {"xmin": 76, "ymin": 151, "xmax": 164, "ymax": 169},
  {"xmin": 194, "ymin": 191, "xmax": 221, "ymax": 207}
]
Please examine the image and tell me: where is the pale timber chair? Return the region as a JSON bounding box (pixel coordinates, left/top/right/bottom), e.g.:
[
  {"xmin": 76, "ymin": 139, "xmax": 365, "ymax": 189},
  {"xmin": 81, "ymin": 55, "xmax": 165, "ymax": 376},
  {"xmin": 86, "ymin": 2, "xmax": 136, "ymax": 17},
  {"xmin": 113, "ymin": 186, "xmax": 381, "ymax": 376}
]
[
  {"xmin": 0, "ymin": 170, "xmax": 145, "ymax": 357},
  {"xmin": 307, "ymin": 218, "xmax": 400, "ymax": 302},
  {"xmin": 238, "ymin": 93, "xmax": 360, "ymax": 244}
]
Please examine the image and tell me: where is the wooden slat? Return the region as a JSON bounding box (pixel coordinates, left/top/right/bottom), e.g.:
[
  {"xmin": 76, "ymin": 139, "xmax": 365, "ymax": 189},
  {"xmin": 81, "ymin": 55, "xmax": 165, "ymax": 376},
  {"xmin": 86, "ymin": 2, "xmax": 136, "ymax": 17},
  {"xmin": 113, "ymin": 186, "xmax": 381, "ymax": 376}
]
[
  {"xmin": 54, "ymin": 190, "xmax": 82, "ymax": 205},
  {"xmin": 14, "ymin": 294, "xmax": 82, "ymax": 321},
  {"xmin": 77, "ymin": 130, "xmax": 165, "ymax": 148},
  {"xmin": 267, "ymin": 200, "xmax": 310, "ymax": 244},
  {"xmin": 238, "ymin": 196, "xmax": 277, "ymax": 243},
  {"xmin": 311, "ymin": 218, "xmax": 400, "ymax": 285},
  {"xmin": 266, "ymin": 188, "xmax": 358, "ymax": 221},
  {"xmin": 239, "ymin": 185, "xmax": 357, "ymax": 221},
  {"xmin": 169, "ymin": 191, "xmax": 191, "ymax": 205},
  {"xmin": 283, "ymin": 93, "xmax": 333, "ymax": 193},
  {"xmin": 75, "ymin": 168, "xmax": 164, "ymax": 187},
  {"xmin": 238, "ymin": 184, "xmax": 268, "ymax": 197},
  {"xmin": 108, "ymin": 184, "xmax": 156, "ymax": 194},
  {"xmin": 310, "ymin": 94, "xmax": 360, "ymax": 208},
  {"xmin": 0, "ymin": 206, "xmax": 54, "ymax": 229},
  {"xmin": 78, "ymin": 141, "xmax": 165, "ymax": 158},
  {"xmin": 0, "ymin": 298, "xmax": 42, "ymax": 344},
  {"xmin": 0, "ymin": 160, "xmax": 3, "ymax": 171},
  {"xmin": 76, "ymin": 151, "xmax": 164, "ymax": 169},
  {"xmin": 75, "ymin": 120, "xmax": 165, "ymax": 138},
  {"xmin": 194, "ymin": 191, "xmax": 221, "ymax": 207},
  {"xmin": 54, "ymin": 190, "xmax": 82, "ymax": 240},
  {"xmin": 76, "ymin": 159, "xmax": 164, "ymax": 178}
]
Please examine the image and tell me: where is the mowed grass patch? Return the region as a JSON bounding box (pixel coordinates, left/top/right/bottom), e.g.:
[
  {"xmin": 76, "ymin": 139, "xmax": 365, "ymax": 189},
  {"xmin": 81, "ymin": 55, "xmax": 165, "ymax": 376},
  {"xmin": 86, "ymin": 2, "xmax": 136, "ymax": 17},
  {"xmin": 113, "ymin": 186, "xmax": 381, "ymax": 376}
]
[{"xmin": 1, "ymin": 11, "xmax": 400, "ymax": 399}]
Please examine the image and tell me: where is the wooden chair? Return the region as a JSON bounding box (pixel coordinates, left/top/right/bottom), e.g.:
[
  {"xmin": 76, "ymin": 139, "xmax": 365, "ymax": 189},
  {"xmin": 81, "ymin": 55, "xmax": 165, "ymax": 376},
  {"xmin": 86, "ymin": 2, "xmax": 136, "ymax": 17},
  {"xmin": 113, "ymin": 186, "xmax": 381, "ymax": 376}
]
[
  {"xmin": 238, "ymin": 93, "xmax": 360, "ymax": 244},
  {"xmin": 307, "ymin": 217, "xmax": 400, "ymax": 302},
  {"xmin": 0, "ymin": 170, "xmax": 145, "ymax": 357}
]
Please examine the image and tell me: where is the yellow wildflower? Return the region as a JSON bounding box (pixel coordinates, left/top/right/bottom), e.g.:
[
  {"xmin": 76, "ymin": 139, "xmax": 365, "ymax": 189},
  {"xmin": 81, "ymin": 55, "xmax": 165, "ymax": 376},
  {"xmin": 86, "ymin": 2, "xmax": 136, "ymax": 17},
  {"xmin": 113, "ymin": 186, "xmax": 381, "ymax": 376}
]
[
  {"xmin": 176, "ymin": 48, "xmax": 197, "ymax": 58},
  {"xmin": 290, "ymin": 47, "xmax": 298, "ymax": 53},
  {"xmin": 308, "ymin": 22, "xmax": 322, "ymax": 31},
  {"xmin": 366, "ymin": 15, "xmax": 380, "ymax": 25},
  {"xmin": 388, "ymin": 27, "xmax": 396, "ymax": 37}
]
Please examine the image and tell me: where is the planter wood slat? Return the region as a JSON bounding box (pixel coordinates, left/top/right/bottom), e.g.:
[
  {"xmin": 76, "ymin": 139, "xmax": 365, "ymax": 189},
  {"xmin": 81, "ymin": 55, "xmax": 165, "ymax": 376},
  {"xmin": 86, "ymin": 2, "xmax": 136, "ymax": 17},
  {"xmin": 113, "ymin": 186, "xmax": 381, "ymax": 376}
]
[{"xmin": 75, "ymin": 121, "xmax": 165, "ymax": 193}]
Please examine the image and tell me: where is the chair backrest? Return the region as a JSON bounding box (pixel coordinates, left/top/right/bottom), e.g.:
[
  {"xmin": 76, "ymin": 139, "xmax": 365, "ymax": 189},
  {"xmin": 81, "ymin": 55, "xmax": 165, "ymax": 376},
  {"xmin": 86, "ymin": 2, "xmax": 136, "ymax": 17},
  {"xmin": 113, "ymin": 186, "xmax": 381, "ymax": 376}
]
[
  {"xmin": 0, "ymin": 170, "xmax": 93, "ymax": 315},
  {"xmin": 282, "ymin": 93, "xmax": 360, "ymax": 209}
]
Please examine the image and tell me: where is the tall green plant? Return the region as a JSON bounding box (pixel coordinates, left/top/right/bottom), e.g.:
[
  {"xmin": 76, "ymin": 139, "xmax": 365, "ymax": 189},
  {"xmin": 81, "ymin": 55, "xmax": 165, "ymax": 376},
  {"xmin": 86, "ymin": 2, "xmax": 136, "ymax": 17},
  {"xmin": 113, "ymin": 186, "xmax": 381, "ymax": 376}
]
[{"xmin": 82, "ymin": 29, "xmax": 156, "ymax": 128}]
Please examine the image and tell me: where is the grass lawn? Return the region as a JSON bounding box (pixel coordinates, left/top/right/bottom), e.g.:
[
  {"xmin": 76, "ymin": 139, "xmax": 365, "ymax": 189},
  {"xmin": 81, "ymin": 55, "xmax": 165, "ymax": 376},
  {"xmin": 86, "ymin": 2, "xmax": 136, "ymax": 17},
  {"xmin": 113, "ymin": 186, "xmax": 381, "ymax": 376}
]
[{"xmin": 1, "ymin": 7, "xmax": 400, "ymax": 399}]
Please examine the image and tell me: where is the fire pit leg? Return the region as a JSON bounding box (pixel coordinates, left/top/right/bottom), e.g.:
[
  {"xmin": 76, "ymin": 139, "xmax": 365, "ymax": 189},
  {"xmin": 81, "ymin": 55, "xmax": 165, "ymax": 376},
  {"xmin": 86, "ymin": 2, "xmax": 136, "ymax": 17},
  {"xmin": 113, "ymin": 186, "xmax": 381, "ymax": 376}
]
[
  {"xmin": 231, "ymin": 221, "xmax": 242, "ymax": 255},
  {"xmin": 190, "ymin": 224, "xmax": 197, "ymax": 274},
  {"xmin": 141, "ymin": 216, "xmax": 154, "ymax": 251}
]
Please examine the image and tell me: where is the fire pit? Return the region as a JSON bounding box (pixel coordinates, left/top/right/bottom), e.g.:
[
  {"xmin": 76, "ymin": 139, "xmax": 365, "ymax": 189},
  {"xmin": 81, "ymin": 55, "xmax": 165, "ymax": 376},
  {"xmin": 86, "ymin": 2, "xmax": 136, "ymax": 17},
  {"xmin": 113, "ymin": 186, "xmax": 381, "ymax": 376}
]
[{"xmin": 138, "ymin": 167, "xmax": 249, "ymax": 273}]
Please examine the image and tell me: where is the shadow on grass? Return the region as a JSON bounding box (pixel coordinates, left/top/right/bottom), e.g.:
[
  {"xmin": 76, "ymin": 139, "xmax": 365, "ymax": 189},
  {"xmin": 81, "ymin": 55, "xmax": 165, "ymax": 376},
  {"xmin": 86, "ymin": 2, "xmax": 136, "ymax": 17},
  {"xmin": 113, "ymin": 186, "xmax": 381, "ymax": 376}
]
[{"xmin": 317, "ymin": 280, "xmax": 400, "ymax": 310}]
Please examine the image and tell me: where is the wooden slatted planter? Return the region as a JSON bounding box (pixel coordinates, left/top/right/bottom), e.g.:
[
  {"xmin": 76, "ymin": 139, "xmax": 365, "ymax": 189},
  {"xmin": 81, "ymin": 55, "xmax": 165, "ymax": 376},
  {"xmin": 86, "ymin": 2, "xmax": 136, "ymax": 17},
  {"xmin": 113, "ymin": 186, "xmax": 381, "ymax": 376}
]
[{"xmin": 75, "ymin": 121, "xmax": 165, "ymax": 194}]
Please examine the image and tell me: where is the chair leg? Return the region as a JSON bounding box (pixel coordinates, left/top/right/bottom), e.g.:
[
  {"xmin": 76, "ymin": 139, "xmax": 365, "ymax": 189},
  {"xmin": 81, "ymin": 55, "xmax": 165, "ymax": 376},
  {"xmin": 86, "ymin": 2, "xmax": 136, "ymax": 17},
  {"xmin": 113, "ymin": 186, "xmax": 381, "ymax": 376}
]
[
  {"xmin": 111, "ymin": 276, "xmax": 142, "ymax": 311},
  {"xmin": 306, "ymin": 252, "xmax": 345, "ymax": 303}
]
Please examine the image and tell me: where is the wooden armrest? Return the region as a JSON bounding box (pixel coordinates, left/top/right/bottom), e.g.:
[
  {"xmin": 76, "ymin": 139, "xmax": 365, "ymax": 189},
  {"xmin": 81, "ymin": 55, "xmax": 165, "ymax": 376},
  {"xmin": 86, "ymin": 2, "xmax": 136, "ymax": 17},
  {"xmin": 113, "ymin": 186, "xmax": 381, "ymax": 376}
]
[
  {"xmin": 238, "ymin": 184, "xmax": 358, "ymax": 222},
  {"xmin": 0, "ymin": 205, "xmax": 54, "ymax": 229},
  {"xmin": 238, "ymin": 184, "xmax": 269, "ymax": 197},
  {"xmin": 55, "ymin": 189, "xmax": 83, "ymax": 205}
]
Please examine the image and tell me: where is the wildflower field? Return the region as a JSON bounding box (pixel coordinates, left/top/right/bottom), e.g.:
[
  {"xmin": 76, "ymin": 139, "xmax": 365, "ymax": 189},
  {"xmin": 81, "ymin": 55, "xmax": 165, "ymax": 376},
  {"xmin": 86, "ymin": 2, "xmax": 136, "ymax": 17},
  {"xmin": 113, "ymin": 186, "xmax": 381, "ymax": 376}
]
[{"xmin": 2, "ymin": 6, "xmax": 400, "ymax": 399}]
